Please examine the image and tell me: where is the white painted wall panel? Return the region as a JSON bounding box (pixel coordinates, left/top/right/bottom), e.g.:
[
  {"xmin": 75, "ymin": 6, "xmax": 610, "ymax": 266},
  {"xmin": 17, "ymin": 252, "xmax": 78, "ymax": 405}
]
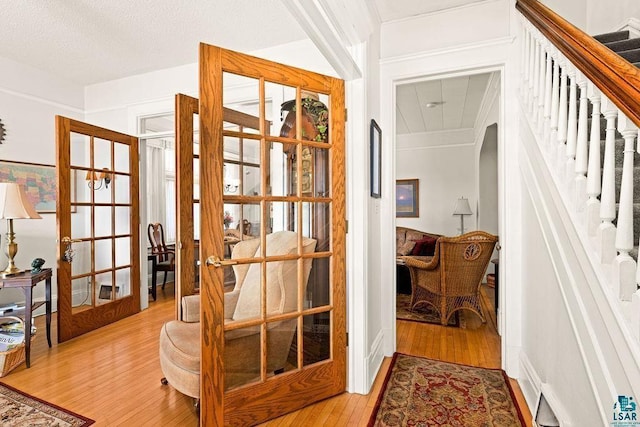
[
  {"xmin": 380, "ymin": 0, "xmax": 511, "ymax": 60},
  {"xmin": 396, "ymin": 140, "xmax": 476, "ymax": 236},
  {"xmin": 520, "ymin": 187, "xmax": 600, "ymax": 425},
  {"xmin": 0, "ymin": 58, "xmax": 84, "ymax": 309}
]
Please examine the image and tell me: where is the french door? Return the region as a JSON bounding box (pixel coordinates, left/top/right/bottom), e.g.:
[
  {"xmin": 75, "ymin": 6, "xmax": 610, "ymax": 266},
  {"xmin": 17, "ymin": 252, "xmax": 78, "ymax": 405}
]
[
  {"xmin": 56, "ymin": 117, "xmax": 140, "ymax": 342},
  {"xmin": 198, "ymin": 44, "xmax": 346, "ymax": 425}
]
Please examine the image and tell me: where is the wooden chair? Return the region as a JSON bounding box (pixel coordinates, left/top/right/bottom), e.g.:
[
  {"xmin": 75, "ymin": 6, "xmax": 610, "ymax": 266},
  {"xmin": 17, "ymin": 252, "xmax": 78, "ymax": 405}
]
[
  {"xmin": 402, "ymin": 231, "xmax": 498, "ymax": 325},
  {"xmin": 236, "ymin": 219, "xmax": 252, "ymax": 236},
  {"xmin": 147, "ymin": 223, "xmax": 175, "ymax": 290}
]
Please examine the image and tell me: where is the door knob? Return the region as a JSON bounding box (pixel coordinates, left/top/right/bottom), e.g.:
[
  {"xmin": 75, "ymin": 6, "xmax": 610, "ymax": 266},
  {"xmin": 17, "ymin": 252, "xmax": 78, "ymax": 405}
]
[{"xmin": 204, "ymin": 256, "xmax": 237, "ymax": 268}]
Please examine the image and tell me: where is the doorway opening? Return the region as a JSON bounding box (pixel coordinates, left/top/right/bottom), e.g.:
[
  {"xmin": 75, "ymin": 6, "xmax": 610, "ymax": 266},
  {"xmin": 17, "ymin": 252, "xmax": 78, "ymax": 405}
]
[{"xmin": 393, "ymin": 69, "xmax": 502, "ymax": 363}]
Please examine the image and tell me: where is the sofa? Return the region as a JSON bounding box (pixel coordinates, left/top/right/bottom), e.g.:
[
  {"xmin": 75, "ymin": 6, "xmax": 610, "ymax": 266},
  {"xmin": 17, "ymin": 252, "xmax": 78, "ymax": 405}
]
[
  {"xmin": 396, "ymin": 227, "xmax": 441, "ymax": 258},
  {"xmin": 396, "ymin": 227, "xmax": 441, "ymax": 294}
]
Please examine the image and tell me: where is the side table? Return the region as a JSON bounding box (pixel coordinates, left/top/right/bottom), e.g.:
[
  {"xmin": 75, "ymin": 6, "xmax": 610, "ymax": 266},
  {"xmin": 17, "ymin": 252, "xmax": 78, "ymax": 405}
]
[{"xmin": 0, "ymin": 268, "xmax": 53, "ymax": 368}]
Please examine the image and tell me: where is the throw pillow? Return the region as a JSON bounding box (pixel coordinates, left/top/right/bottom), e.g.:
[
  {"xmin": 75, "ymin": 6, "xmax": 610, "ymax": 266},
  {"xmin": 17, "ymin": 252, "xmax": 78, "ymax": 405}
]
[
  {"xmin": 411, "ymin": 236, "xmax": 437, "ymax": 256},
  {"xmin": 397, "ymin": 241, "xmax": 416, "ymax": 256}
]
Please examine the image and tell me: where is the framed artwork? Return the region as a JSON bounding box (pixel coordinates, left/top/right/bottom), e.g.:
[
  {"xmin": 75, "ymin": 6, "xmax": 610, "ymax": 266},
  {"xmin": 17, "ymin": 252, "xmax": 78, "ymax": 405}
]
[
  {"xmin": 0, "ymin": 160, "xmax": 57, "ymax": 213},
  {"xmin": 370, "ymin": 119, "xmax": 382, "ymax": 198},
  {"xmin": 396, "ymin": 179, "xmax": 419, "ymax": 217}
]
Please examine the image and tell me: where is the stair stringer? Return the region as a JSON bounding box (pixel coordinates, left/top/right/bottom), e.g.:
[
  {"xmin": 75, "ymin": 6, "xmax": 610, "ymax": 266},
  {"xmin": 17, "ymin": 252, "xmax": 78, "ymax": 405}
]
[{"xmin": 519, "ymin": 111, "xmax": 640, "ymax": 425}]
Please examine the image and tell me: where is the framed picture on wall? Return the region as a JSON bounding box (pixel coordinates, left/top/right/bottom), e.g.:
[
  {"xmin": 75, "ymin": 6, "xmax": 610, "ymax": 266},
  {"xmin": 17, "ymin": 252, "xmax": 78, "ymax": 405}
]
[
  {"xmin": 0, "ymin": 160, "xmax": 57, "ymax": 213},
  {"xmin": 370, "ymin": 119, "xmax": 382, "ymax": 198},
  {"xmin": 396, "ymin": 179, "xmax": 419, "ymax": 217}
]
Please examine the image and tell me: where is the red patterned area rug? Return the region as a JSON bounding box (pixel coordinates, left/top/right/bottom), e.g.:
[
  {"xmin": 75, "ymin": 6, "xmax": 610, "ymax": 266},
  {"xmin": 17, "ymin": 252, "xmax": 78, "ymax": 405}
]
[
  {"xmin": 0, "ymin": 382, "xmax": 94, "ymax": 426},
  {"xmin": 368, "ymin": 353, "xmax": 525, "ymax": 427},
  {"xmin": 396, "ymin": 294, "xmax": 461, "ymax": 327}
]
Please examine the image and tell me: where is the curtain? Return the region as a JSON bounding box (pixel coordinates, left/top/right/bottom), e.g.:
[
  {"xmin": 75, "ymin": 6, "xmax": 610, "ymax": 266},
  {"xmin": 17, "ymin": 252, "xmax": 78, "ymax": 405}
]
[{"xmin": 146, "ymin": 143, "xmax": 166, "ymax": 240}]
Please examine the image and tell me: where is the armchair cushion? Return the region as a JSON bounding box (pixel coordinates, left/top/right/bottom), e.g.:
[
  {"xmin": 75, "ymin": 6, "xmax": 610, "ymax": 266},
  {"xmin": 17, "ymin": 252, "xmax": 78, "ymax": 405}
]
[
  {"xmin": 397, "ymin": 241, "xmax": 416, "ymax": 256},
  {"xmin": 411, "ymin": 236, "xmax": 437, "ymax": 256},
  {"xmin": 182, "ymin": 295, "xmax": 200, "ymax": 323}
]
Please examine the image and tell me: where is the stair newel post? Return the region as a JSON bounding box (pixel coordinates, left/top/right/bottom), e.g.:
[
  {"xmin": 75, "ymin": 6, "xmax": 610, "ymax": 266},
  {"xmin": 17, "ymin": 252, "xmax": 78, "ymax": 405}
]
[
  {"xmin": 549, "ymin": 50, "xmax": 560, "ymax": 154},
  {"xmin": 574, "ymin": 71, "xmax": 589, "ymax": 211},
  {"xmin": 537, "ymin": 41, "xmax": 547, "ymax": 132},
  {"xmin": 565, "ymin": 66, "xmax": 578, "ymax": 193},
  {"xmin": 542, "ymin": 44, "xmax": 553, "ymax": 146},
  {"xmin": 556, "ymin": 58, "xmax": 569, "ymax": 174},
  {"xmin": 598, "ymin": 97, "xmax": 618, "ymax": 264},
  {"xmin": 613, "ymin": 113, "xmax": 638, "ymax": 301},
  {"xmin": 586, "ymin": 83, "xmax": 602, "ymax": 236}
]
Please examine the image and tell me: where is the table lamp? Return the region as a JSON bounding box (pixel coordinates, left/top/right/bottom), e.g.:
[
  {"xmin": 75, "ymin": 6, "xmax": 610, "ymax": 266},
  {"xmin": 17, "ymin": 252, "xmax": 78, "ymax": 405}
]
[
  {"xmin": 452, "ymin": 197, "xmax": 473, "ymax": 235},
  {"xmin": 0, "ymin": 183, "xmax": 42, "ymax": 277}
]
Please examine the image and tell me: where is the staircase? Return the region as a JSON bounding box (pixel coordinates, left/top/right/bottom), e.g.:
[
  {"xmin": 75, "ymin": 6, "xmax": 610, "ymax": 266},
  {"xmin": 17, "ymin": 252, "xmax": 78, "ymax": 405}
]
[
  {"xmin": 594, "ymin": 30, "xmax": 640, "ymax": 259},
  {"xmin": 516, "ymin": 1, "xmax": 640, "ymax": 423}
]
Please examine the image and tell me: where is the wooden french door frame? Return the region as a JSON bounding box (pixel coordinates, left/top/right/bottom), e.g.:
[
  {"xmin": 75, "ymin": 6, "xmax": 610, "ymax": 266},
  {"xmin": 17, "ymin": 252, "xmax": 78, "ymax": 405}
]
[
  {"xmin": 56, "ymin": 116, "xmax": 140, "ymax": 342},
  {"xmin": 199, "ymin": 44, "xmax": 346, "ymax": 426},
  {"xmin": 175, "ymin": 94, "xmax": 199, "ymax": 320}
]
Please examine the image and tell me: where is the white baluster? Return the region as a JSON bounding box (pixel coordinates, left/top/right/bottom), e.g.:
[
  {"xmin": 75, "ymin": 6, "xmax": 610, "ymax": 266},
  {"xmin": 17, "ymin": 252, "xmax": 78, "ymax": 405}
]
[
  {"xmin": 537, "ymin": 43, "xmax": 547, "ymax": 132},
  {"xmin": 549, "ymin": 50, "xmax": 560, "ymax": 150},
  {"xmin": 574, "ymin": 71, "xmax": 589, "ymax": 211},
  {"xmin": 531, "ymin": 38, "xmax": 540, "ymax": 117},
  {"xmin": 586, "ymin": 83, "xmax": 602, "ymax": 236},
  {"xmin": 522, "ymin": 25, "xmax": 529, "ymax": 100},
  {"xmin": 528, "ymin": 31, "xmax": 536, "ymax": 110},
  {"xmin": 556, "ymin": 59, "xmax": 569, "ymax": 173},
  {"xmin": 542, "ymin": 46, "xmax": 553, "ymax": 146},
  {"xmin": 566, "ymin": 66, "xmax": 578, "ymax": 191},
  {"xmin": 598, "ymin": 97, "xmax": 618, "ymax": 264},
  {"xmin": 613, "ymin": 112, "xmax": 638, "ymax": 301}
]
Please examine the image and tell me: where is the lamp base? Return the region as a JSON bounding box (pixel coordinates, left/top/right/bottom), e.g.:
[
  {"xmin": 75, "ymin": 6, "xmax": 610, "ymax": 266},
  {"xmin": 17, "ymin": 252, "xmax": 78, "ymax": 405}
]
[{"xmin": 1, "ymin": 265, "xmax": 22, "ymax": 278}]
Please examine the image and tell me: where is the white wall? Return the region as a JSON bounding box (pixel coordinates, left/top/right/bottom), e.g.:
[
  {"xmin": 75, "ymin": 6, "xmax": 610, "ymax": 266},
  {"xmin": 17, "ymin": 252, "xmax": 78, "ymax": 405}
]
[
  {"xmin": 539, "ymin": 0, "xmax": 639, "ymax": 34},
  {"xmin": 519, "ymin": 186, "xmax": 599, "ymax": 425},
  {"xmin": 478, "ymin": 124, "xmax": 498, "ymax": 235},
  {"xmin": 586, "ymin": 0, "xmax": 640, "ymax": 35},
  {"xmin": 396, "ymin": 131, "xmax": 476, "ymax": 236},
  {"xmin": 0, "ymin": 57, "xmax": 84, "ymax": 310},
  {"xmin": 381, "ymin": 0, "xmax": 511, "ymax": 59}
]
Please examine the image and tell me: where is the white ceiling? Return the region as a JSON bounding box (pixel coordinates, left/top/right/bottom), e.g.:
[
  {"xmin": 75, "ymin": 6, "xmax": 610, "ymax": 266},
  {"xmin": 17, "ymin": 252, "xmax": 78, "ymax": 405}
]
[
  {"xmin": 396, "ymin": 73, "xmax": 492, "ymax": 135},
  {"xmin": 0, "ymin": 1, "xmax": 489, "ymax": 87},
  {"xmin": 0, "ymin": 0, "xmax": 307, "ymax": 85},
  {"xmin": 374, "ymin": 0, "xmax": 487, "ymax": 22}
]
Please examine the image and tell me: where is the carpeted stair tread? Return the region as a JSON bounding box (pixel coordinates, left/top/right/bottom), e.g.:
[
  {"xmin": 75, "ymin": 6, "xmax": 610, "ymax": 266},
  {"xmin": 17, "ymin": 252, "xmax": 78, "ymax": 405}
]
[
  {"xmin": 604, "ymin": 38, "xmax": 640, "ymax": 52},
  {"xmin": 599, "ymin": 138, "xmax": 639, "ymax": 168},
  {"xmin": 617, "ymin": 48, "xmax": 640, "ymax": 63},
  {"xmin": 594, "ymin": 30, "xmax": 630, "ymax": 44},
  {"xmin": 613, "ymin": 167, "xmax": 640, "ymax": 202}
]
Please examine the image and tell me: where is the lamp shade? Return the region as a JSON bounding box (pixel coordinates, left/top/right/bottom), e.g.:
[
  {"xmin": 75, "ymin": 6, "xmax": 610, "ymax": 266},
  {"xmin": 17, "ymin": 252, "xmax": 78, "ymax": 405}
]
[
  {"xmin": 0, "ymin": 183, "xmax": 42, "ymax": 219},
  {"xmin": 452, "ymin": 197, "xmax": 473, "ymax": 216}
]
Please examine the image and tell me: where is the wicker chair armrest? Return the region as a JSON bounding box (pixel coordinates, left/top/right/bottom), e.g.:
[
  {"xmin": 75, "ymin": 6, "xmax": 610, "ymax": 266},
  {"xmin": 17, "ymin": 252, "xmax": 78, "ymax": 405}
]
[{"xmin": 401, "ymin": 255, "xmax": 438, "ymax": 270}]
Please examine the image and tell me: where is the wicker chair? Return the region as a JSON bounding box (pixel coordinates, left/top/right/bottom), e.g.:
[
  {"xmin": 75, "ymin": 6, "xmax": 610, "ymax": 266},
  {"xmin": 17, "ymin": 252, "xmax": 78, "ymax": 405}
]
[{"xmin": 402, "ymin": 231, "xmax": 498, "ymax": 325}]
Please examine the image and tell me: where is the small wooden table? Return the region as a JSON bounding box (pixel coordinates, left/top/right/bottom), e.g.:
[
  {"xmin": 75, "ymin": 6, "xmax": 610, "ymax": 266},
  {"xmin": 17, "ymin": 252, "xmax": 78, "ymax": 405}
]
[{"xmin": 0, "ymin": 268, "xmax": 52, "ymax": 368}]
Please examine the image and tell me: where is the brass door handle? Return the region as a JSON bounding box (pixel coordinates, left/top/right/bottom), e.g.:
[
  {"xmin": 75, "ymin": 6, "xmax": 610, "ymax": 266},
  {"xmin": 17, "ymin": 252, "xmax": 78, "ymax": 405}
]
[{"xmin": 204, "ymin": 256, "xmax": 237, "ymax": 268}]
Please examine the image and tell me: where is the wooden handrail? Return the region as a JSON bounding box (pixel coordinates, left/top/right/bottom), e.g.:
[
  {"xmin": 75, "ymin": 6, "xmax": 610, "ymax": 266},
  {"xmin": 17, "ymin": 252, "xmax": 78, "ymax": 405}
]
[{"xmin": 516, "ymin": 0, "xmax": 640, "ymax": 128}]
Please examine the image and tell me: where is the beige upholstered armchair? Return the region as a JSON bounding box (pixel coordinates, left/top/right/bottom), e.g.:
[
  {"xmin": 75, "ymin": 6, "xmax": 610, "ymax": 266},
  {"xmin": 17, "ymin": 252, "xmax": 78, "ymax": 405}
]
[
  {"xmin": 159, "ymin": 230, "xmax": 317, "ymax": 404},
  {"xmin": 401, "ymin": 231, "xmax": 498, "ymax": 325}
]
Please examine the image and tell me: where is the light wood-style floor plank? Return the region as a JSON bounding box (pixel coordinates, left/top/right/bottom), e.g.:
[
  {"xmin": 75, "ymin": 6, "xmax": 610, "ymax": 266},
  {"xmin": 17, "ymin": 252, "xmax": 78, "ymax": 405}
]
[{"xmin": 1, "ymin": 283, "xmax": 531, "ymax": 426}]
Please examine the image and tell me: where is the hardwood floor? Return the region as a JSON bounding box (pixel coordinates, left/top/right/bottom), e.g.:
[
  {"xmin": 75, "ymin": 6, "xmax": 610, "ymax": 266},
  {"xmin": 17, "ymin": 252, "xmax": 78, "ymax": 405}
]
[{"xmin": 1, "ymin": 284, "xmax": 531, "ymax": 426}]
